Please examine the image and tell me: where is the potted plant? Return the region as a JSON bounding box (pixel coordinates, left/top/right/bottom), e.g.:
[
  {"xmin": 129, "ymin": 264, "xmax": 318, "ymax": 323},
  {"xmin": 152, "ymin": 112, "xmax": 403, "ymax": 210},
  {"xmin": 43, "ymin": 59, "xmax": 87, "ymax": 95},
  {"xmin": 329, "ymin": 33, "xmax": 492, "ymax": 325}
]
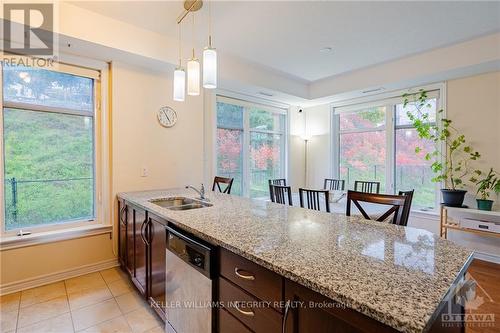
[
  {"xmin": 470, "ymin": 168, "xmax": 500, "ymax": 211},
  {"xmin": 403, "ymin": 90, "xmax": 481, "ymax": 207}
]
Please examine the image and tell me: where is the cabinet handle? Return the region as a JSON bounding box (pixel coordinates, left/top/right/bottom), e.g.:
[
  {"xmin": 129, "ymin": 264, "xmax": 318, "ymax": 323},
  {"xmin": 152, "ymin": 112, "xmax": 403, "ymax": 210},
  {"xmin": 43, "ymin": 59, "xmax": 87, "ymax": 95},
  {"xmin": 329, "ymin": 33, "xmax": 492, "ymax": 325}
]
[
  {"xmin": 282, "ymin": 300, "xmax": 291, "ymax": 333},
  {"xmin": 119, "ymin": 206, "xmax": 126, "ymax": 224},
  {"xmin": 234, "ymin": 302, "xmax": 255, "ymax": 317},
  {"xmin": 148, "ymin": 221, "xmax": 154, "ymax": 244},
  {"xmin": 234, "ymin": 268, "xmax": 255, "ymax": 281},
  {"xmin": 140, "ymin": 221, "xmax": 149, "ymax": 245}
]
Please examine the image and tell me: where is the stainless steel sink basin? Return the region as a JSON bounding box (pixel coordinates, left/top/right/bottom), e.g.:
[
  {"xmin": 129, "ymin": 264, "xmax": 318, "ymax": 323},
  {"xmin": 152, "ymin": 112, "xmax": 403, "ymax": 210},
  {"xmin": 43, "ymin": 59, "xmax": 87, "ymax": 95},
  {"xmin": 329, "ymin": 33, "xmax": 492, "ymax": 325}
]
[{"xmin": 149, "ymin": 197, "xmax": 212, "ymax": 211}]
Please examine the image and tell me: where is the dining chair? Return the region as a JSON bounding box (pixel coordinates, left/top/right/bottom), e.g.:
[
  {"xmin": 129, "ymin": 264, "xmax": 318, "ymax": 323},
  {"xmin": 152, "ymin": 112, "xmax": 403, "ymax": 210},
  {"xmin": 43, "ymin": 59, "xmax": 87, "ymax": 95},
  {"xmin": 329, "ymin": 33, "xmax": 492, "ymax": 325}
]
[
  {"xmin": 398, "ymin": 190, "xmax": 414, "ymax": 227},
  {"xmin": 346, "ymin": 190, "xmax": 408, "ymax": 226},
  {"xmin": 212, "ymin": 176, "xmax": 234, "ymax": 194},
  {"xmin": 354, "ymin": 180, "xmax": 380, "ymax": 194},
  {"xmin": 298, "ymin": 188, "xmax": 330, "ymax": 212},
  {"xmin": 324, "ymin": 179, "xmax": 345, "ymax": 191},
  {"xmin": 269, "ymin": 178, "xmax": 287, "ymax": 186},
  {"xmin": 269, "ymin": 184, "xmax": 293, "ymax": 206}
]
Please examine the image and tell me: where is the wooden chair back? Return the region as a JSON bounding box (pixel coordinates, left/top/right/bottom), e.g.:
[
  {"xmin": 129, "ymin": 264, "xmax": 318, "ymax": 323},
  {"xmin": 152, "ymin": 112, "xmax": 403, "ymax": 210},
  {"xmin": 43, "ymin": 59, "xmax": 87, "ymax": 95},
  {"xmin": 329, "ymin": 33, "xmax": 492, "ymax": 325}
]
[
  {"xmin": 298, "ymin": 188, "xmax": 330, "ymax": 212},
  {"xmin": 354, "ymin": 180, "xmax": 380, "ymax": 194},
  {"xmin": 212, "ymin": 176, "xmax": 234, "ymax": 194},
  {"xmin": 269, "ymin": 184, "xmax": 293, "ymax": 206},
  {"xmin": 346, "ymin": 190, "xmax": 408, "ymax": 226},
  {"xmin": 268, "ymin": 179, "xmax": 287, "ymax": 186},
  {"xmin": 398, "ymin": 190, "xmax": 414, "ymax": 227},
  {"xmin": 324, "ymin": 179, "xmax": 345, "ymax": 191}
]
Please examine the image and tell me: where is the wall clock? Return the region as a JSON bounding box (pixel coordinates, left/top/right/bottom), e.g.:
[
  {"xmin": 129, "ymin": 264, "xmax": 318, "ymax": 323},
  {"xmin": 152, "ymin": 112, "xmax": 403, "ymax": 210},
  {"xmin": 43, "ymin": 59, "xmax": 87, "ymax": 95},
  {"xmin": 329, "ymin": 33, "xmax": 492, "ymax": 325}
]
[{"xmin": 157, "ymin": 106, "xmax": 177, "ymax": 128}]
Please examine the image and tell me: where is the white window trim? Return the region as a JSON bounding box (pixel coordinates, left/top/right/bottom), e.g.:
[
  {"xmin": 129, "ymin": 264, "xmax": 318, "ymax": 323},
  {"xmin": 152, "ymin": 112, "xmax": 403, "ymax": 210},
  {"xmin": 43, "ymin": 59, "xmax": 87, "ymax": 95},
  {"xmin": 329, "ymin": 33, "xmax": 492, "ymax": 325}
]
[
  {"xmin": 331, "ymin": 83, "xmax": 446, "ymax": 213},
  {"xmin": 0, "ymin": 55, "xmax": 111, "ymax": 245},
  {"xmin": 214, "ymin": 93, "xmax": 289, "ymax": 198}
]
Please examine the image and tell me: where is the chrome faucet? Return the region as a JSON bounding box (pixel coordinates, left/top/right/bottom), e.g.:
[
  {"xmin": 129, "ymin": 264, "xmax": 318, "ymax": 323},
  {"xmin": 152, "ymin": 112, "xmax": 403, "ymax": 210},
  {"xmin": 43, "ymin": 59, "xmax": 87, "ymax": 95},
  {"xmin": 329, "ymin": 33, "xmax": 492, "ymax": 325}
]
[{"xmin": 185, "ymin": 183, "xmax": 207, "ymax": 201}]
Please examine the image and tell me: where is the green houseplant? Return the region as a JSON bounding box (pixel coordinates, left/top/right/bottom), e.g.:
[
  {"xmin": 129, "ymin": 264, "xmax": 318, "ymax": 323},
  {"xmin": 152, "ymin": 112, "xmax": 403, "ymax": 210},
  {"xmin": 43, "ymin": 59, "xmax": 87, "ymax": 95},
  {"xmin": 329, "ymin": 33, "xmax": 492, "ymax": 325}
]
[
  {"xmin": 402, "ymin": 89, "xmax": 481, "ymax": 207},
  {"xmin": 470, "ymin": 168, "xmax": 500, "ymax": 211}
]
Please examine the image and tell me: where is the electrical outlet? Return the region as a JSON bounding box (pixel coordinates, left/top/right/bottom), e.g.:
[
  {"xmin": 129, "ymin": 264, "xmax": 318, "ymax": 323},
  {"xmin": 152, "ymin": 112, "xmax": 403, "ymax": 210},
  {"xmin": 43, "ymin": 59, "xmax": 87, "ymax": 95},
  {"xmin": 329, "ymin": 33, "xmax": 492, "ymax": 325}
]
[{"xmin": 141, "ymin": 167, "xmax": 148, "ymax": 177}]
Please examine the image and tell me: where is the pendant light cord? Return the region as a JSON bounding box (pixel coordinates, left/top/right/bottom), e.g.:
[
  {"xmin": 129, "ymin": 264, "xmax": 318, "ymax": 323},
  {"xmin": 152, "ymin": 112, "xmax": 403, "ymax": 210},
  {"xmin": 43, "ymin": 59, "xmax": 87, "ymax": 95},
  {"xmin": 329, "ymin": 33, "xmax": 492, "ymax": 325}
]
[
  {"xmin": 208, "ymin": 0, "xmax": 212, "ymax": 47},
  {"xmin": 178, "ymin": 23, "xmax": 182, "ymax": 67},
  {"xmin": 191, "ymin": 13, "xmax": 195, "ymax": 59}
]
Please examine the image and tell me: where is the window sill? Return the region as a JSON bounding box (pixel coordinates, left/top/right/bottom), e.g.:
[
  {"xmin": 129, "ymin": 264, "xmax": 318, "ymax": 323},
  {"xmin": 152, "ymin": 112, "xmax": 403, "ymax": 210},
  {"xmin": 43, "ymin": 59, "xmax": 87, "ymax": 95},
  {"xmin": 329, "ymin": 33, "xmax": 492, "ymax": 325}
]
[{"xmin": 0, "ymin": 224, "xmax": 112, "ymax": 251}]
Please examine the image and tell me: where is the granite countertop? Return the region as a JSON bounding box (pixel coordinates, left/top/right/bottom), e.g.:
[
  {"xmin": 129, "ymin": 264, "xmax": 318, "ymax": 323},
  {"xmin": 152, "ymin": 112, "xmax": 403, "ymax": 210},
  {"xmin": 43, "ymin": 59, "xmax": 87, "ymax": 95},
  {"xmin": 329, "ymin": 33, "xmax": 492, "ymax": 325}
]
[{"xmin": 118, "ymin": 188, "xmax": 474, "ymax": 333}]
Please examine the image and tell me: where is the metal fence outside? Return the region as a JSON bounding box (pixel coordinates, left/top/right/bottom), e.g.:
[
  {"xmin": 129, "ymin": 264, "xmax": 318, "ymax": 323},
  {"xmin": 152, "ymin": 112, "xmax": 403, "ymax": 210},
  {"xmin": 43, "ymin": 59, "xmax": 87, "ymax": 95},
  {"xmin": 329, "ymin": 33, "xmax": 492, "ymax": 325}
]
[{"xmin": 4, "ymin": 177, "xmax": 93, "ymax": 229}]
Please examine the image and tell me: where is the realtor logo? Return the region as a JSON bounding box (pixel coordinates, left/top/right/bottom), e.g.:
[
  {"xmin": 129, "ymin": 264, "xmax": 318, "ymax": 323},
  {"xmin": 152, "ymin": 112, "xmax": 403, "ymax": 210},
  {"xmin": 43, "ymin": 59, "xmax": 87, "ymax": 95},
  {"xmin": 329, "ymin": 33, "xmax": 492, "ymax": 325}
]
[{"xmin": 3, "ymin": 3, "xmax": 54, "ymax": 56}]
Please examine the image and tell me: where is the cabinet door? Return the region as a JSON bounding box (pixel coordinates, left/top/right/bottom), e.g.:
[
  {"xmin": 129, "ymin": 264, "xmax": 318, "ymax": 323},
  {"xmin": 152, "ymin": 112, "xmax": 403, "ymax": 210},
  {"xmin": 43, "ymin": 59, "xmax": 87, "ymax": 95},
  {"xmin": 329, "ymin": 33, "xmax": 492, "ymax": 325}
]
[
  {"xmin": 133, "ymin": 207, "xmax": 148, "ymax": 296},
  {"xmin": 284, "ymin": 280, "xmax": 398, "ymax": 333},
  {"xmin": 125, "ymin": 204, "xmax": 134, "ymax": 276},
  {"xmin": 118, "ymin": 200, "xmax": 128, "ymax": 268},
  {"xmin": 148, "ymin": 215, "xmax": 167, "ymax": 321}
]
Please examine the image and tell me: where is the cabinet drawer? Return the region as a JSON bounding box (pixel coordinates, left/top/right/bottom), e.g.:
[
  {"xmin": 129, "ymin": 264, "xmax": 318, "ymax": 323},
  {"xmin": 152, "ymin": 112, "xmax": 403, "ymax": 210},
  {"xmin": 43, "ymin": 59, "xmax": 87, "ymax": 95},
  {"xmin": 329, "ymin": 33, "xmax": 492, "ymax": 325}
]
[
  {"xmin": 219, "ymin": 308, "xmax": 253, "ymax": 333},
  {"xmin": 220, "ymin": 249, "xmax": 282, "ymax": 309},
  {"xmin": 219, "ymin": 278, "xmax": 282, "ymax": 333}
]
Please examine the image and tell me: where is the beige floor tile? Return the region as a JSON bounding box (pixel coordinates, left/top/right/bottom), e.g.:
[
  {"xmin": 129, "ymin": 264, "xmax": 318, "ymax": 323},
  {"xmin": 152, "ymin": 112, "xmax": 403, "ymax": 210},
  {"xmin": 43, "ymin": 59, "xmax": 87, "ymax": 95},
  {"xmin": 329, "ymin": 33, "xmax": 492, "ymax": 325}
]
[
  {"xmin": 17, "ymin": 295, "xmax": 70, "ymax": 328},
  {"xmin": 16, "ymin": 312, "xmax": 74, "ymax": 333},
  {"xmin": 124, "ymin": 308, "xmax": 161, "ymax": 333},
  {"xmin": 71, "ymin": 298, "xmax": 121, "ymax": 331},
  {"xmin": 107, "ymin": 279, "xmax": 133, "ymax": 297},
  {"xmin": 20, "ymin": 281, "xmax": 67, "ymax": 308},
  {"xmin": 0, "ymin": 292, "xmax": 20, "ymax": 313},
  {"xmin": 65, "ymin": 273, "xmax": 106, "ymax": 294},
  {"xmin": 99, "ymin": 268, "xmax": 126, "ymax": 285},
  {"xmin": 144, "ymin": 327, "xmax": 163, "ymax": 333},
  {"xmin": 114, "ymin": 292, "xmax": 147, "ymax": 314},
  {"xmin": 68, "ymin": 285, "xmax": 113, "ymax": 311},
  {"xmin": 0, "ymin": 309, "xmax": 18, "ymax": 332},
  {"xmin": 81, "ymin": 316, "xmax": 132, "ymax": 333}
]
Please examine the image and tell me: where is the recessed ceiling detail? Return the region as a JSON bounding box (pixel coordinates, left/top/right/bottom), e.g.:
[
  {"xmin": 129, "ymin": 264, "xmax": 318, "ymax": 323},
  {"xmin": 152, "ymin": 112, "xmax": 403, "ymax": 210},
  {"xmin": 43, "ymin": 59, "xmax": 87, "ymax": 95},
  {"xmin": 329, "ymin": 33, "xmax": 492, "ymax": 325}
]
[{"xmin": 72, "ymin": 1, "xmax": 500, "ymax": 82}]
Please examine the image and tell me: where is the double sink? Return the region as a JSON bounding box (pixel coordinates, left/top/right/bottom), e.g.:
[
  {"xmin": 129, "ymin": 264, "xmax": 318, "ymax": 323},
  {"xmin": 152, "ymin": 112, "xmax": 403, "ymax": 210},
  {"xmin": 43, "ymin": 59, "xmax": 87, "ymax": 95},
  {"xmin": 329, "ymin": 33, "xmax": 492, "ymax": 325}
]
[{"xmin": 149, "ymin": 197, "xmax": 212, "ymax": 211}]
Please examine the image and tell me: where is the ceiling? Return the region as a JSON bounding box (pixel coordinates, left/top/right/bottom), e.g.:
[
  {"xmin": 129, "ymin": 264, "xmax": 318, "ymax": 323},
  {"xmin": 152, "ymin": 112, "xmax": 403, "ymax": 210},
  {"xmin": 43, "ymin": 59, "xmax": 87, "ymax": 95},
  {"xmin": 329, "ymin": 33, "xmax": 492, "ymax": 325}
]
[{"xmin": 71, "ymin": 1, "xmax": 500, "ymax": 82}]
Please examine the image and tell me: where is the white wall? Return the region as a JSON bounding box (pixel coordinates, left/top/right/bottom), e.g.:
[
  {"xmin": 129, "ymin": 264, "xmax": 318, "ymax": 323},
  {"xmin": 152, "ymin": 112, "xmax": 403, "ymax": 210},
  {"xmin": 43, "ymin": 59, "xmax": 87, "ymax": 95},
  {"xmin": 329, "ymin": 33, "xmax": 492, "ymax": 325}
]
[{"xmin": 112, "ymin": 62, "xmax": 204, "ymax": 194}]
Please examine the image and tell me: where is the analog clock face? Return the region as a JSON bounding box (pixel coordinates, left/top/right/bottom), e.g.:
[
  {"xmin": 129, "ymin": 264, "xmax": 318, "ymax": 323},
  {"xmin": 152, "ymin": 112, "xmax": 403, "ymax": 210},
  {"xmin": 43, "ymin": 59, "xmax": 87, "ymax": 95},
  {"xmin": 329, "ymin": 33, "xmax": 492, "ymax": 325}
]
[{"xmin": 157, "ymin": 106, "xmax": 177, "ymax": 127}]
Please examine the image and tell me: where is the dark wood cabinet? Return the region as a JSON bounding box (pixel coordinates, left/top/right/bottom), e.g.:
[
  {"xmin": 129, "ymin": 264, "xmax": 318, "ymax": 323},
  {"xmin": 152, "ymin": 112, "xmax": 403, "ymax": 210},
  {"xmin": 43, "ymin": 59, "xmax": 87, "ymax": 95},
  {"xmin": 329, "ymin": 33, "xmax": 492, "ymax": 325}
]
[
  {"xmin": 132, "ymin": 207, "xmax": 148, "ymax": 296},
  {"xmin": 118, "ymin": 200, "xmax": 168, "ymax": 322},
  {"xmin": 148, "ymin": 213, "xmax": 167, "ymax": 320},
  {"xmin": 283, "ymin": 280, "xmax": 399, "ymax": 333},
  {"xmin": 125, "ymin": 204, "xmax": 135, "ymax": 276},
  {"xmin": 117, "ymin": 200, "xmax": 149, "ymax": 298},
  {"xmin": 118, "ymin": 200, "xmax": 127, "ymax": 269}
]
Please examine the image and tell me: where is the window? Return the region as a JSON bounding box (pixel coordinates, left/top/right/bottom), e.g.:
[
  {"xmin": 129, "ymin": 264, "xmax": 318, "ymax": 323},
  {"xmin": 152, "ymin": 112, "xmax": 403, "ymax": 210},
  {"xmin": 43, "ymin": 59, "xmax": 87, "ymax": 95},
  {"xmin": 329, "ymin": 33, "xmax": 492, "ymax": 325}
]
[
  {"xmin": 339, "ymin": 107, "xmax": 387, "ymax": 193},
  {"xmin": 216, "ymin": 96, "xmax": 287, "ymax": 198},
  {"xmin": 334, "ymin": 89, "xmax": 440, "ymax": 211},
  {"xmin": 1, "ymin": 63, "xmax": 99, "ymax": 233},
  {"xmin": 394, "ymin": 99, "xmax": 437, "ymax": 211}
]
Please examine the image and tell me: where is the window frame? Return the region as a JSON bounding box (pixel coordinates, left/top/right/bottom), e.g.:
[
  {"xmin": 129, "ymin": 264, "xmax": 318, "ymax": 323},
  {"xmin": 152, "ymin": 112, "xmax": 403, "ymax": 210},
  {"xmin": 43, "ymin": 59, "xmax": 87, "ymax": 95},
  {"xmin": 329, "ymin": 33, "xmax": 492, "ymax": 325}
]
[
  {"xmin": 331, "ymin": 84, "xmax": 445, "ymax": 212},
  {"xmin": 215, "ymin": 95, "xmax": 288, "ymax": 198},
  {"xmin": 0, "ymin": 57, "xmax": 107, "ymax": 236}
]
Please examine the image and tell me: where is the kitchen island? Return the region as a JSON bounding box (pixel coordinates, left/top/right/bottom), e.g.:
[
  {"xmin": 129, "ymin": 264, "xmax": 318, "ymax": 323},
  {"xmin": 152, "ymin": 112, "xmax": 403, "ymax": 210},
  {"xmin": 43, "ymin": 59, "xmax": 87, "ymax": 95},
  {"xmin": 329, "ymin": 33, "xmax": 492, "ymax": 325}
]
[{"xmin": 117, "ymin": 188, "xmax": 474, "ymax": 333}]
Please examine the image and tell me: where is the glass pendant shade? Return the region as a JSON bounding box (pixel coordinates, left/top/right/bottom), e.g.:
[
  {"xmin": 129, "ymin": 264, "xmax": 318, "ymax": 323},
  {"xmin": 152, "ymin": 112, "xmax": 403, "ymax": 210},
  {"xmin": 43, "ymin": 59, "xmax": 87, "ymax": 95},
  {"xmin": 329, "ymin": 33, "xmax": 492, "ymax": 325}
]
[
  {"xmin": 203, "ymin": 47, "xmax": 217, "ymax": 89},
  {"xmin": 173, "ymin": 67, "xmax": 186, "ymax": 102},
  {"xmin": 187, "ymin": 58, "xmax": 200, "ymax": 96}
]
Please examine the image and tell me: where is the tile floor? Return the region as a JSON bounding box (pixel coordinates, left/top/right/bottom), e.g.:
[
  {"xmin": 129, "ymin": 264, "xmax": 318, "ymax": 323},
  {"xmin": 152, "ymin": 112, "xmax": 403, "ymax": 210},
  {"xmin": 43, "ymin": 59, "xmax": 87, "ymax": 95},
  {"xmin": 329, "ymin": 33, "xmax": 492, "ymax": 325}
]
[{"xmin": 0, "ymin": 267, "xmax": 164, "ymax": 333}]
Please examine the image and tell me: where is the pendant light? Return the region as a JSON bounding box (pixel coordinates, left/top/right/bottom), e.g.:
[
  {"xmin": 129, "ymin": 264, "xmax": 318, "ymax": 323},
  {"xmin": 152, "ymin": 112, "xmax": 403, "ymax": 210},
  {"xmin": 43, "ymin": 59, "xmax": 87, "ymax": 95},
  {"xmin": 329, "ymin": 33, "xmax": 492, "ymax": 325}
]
[
  {"xmin": 203, "ymin": 0, "xmax": 217, "ymax": 89},
  {"xmin": 173, "ymin": 24, "xmax": 186, "ymax": 101},
  {"xmin": 187, "ymin": 14, "xmax": 200, "ymax": 96}
]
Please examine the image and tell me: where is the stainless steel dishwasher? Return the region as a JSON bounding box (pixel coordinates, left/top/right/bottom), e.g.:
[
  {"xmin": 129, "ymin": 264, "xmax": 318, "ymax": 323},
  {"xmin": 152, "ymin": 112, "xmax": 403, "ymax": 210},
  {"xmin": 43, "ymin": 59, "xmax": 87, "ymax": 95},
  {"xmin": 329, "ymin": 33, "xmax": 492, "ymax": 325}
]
[{"xmin": 165, "ymin": 226, "xmax": 214, "ymax": 333}]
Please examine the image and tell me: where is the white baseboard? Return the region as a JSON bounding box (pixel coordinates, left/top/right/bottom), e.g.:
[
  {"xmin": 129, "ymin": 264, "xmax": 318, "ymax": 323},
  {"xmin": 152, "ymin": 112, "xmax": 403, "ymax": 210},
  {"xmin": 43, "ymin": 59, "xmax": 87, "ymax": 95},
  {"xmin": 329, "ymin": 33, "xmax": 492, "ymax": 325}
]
[
  {"xmin": 474, "ymin": 251, "xmax": 500, "ymax": 264},
  {"xmin": 0, "ymin": 258, "xmax": 119, "ymax": 296}
]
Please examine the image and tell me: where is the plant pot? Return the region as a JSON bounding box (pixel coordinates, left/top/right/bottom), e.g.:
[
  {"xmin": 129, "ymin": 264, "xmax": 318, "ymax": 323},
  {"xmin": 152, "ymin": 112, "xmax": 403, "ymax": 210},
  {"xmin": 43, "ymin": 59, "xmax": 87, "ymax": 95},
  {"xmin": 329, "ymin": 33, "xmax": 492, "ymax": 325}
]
[
  {"xmin": 476, "ymin": 199, "xmax": 494, "ymax": 211},
  {"xmin": 441, "ymin": 189, "xmax": 467, "ymax": 207}
]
